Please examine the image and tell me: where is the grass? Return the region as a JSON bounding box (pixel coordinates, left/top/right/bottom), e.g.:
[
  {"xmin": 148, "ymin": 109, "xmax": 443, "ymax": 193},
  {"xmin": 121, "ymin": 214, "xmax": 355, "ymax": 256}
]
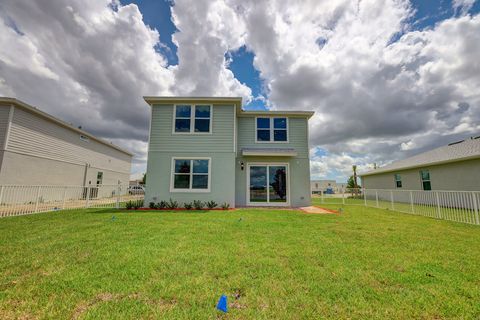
[{"xmin": 0, "ymin": 206, "xmax": 479, "ymax": 319}]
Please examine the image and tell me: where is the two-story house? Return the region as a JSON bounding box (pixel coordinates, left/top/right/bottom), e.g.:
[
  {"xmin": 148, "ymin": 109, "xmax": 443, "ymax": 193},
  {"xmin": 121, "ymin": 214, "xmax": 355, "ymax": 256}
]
[{"xmin": 143, "ymin": 97, "xmax": 314, "ymax": 208}]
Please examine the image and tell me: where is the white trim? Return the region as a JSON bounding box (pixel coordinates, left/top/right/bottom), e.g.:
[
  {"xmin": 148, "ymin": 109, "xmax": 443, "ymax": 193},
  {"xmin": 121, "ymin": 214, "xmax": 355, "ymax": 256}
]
[
  {"xmin": 233, "ymin": 105, "xmax": 237, "ymax": 154},
  {"xmin": 246, "ymin": 162, "xmax": 290, "ymax": 206},
  {"xmin": 254, "ymin": 116, "xmax": 289, "ymax": 143},
  {"xmin": 3, "ymin": 105, "xmax": 14, "ymax": 150},
  {"xmin": 394, "ymin": 173, "xmax": 402, "ymax": 189},
  {"xmin": 242, "ymin": 150, "xmax": 297, "ymax": 157},
  {"xmin": 419, "ymin": 169, "xmax": 432, "ymax": 191},
  {"xmin": 360, "ymin": 154, "xmax": 480, "ymax": 176},
  {"xmin": 172, "ymin": 104, "xmax": 213, "ymax": 135},
  {"xmin": 169, "ymin": 157, "xmax": 212, "ymax": 193}
]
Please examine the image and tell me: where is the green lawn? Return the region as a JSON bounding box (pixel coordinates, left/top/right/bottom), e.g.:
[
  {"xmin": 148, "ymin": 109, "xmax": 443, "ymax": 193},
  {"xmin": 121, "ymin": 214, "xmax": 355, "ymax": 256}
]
[{"xmin": 0, "ymin": 206, "xmax": 479, "ymax": 319}]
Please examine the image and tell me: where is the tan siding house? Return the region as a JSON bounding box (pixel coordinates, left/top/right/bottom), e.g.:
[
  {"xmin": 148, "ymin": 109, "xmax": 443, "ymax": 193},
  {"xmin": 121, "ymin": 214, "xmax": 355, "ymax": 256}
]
[
  {"xmin": 361, "ymin": 138, "xmax": 480, "ymax": 191},
  {"xmin": 0, "ymin": 97, "xmax": 132, "ymax": 186}
]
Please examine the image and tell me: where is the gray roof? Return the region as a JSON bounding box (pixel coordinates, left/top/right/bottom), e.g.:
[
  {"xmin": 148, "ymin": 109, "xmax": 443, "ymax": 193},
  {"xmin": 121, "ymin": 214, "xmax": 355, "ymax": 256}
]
[
  {"xmin": 0, "ymin": 97, "xmax": 133, "ymax": 156},
  {"xmin": 361, "ymin": 137, "xmax": 480, "ymax": 176}
]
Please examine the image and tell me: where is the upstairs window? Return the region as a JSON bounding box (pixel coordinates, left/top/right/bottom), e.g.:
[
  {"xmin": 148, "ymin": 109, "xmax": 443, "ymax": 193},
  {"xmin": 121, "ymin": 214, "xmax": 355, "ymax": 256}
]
[
  {"xmin": 171, "ymin": 158, "xmax": 210, "ymax": 192},
  {"xmin": 420, "ymin": 170, "xmax": 431, "ymax": 190},
  {"xmin": 394, "ymin": 174, "xmax": 402, "ymax": 188},
  {"xmin": 174, "ymin": 105, "xmax": 211, "ymax": 133},
  {"xmin": 256, "ymin": 117, "xmax": 288, "ymax": 142}
]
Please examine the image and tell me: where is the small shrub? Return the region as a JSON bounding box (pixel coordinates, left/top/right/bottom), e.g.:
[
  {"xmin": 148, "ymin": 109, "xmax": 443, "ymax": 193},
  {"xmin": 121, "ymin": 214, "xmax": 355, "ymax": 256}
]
[
  {"xmin": 206, "ymin": 201, "xmax": 217, "ymax": 209},
  {"xmin": 133, "ymin": 200, "xmax": 142, "ymax": 210},
  {"xmin": 221, "ymin": 202, "xmax": 230, "ymax": 210},
  {"xmin": 149, "ymin": 202, "xmax": 156, "ymax": 209},
  {"xmin": 184, "ymin": 202, "xmax": 193, "ymax": 210},
  {"xmin": 193, "ymin": 200, "xmax": 204, "ymax": 210},
  {"xmin": 156, "ymin": 201, "xmax": 167, "ymax": 209},
  {"xmin": 166, "ymin": 198, "xmax": 179, "ymax": 209},
  {"xmin": 126, "ymin": 200, "xmax": 142, "ymax": 210}
]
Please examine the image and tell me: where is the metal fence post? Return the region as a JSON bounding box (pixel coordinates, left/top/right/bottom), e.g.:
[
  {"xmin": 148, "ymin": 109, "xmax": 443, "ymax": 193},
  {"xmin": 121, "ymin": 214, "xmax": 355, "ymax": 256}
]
[
  {"xmin": 116, "ymin": 181, "xmax": 121, "ymax": 209},
  {"xmin": 364, "ymin": 188, "xmax": 367, "ymax": 206},
  {"xmin": 34, "ymin": 186, "xmax": 41, "ymax": 213},
  {"xmin": 390, "ymin": 190, "xmax": 394, "ymax": 210},
  {"xmin": 85, "ymin": 186, "xmax": 90, "ymax": 208},
  {"xmin": 0, "ymin": 186, "xmax": 4, "ymax": 206},
  {"xmin": 435, "ymin": 191, "xmax": 442, "ymax": 219},
  {"xmin": 62, "ymin": 187, "xmax": 67, "ymax": 210},
  {"xmin": 473, "ymin": 192, "xmax": 479, "ymax": 225},
  {"xmin": 375, "ymin": 190, "xmax": 379, "ymax": 207},
  {"xmin": 410, "ymin": 191, "xmax": 415, "ymax": 214},
  {"xmin": 342, "ymin": 189, "xmax": 345, "ymax": 205}
]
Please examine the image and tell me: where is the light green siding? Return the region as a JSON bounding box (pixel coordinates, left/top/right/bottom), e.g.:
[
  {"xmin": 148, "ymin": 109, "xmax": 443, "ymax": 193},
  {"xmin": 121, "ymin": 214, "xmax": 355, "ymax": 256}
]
[
  {"xmin": 145, "ymin": 103, "xmax": 312, "ymax": 208},
  {"xmin": 237, "ymin": 116, "xmax": 309, "ymax": 158},
  {"xmin": 144, "ymin": 104, "xmax": 236, "ymax": 206},
  {"xmin": 149, "ymin": 104, "xmax": 235, "ymax": 153},
  {"xmin": 235, "ymin": 156, "xmax": 311, "ymax": 207},
  {"xmin": 235, "ymin": 116, "xmax": 311, "ymax": 207},
  {"xmin": 144, "ymin": 152, "xmax": 235, "ymax": 207}
]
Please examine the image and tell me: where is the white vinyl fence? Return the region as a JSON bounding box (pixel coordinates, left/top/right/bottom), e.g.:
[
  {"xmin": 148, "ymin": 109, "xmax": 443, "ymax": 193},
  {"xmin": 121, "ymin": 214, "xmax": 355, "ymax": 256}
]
[
  {"xmin": 0, "ymin": 184, "xmax": 144, "ymax": 218},
  {"xmin": 318, "ymin": 188, "xmax": 480, "ymax": 225}
]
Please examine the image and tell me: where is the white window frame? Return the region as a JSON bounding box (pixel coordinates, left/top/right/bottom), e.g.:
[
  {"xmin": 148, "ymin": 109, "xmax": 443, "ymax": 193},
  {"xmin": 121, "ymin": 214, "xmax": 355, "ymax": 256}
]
[
  {"xmin": 246, "ymin": 162, "xmax": 290, "ymax": 206},
  {"xmin": 394, "ymin": 173, "xmax": 402, "ymax": 188},
  {"xmin": 255, "ymin": 117, "xmax": 289, "ymax": 143},
  {"xmin": 172, "ymin": 104, "xmax": 213, "ymax": 134},
  {"xmin": 420, "ymin": 170, "xmax": 431, "ymax": 191},
  {"xmin": 170, "ymin": 157, "xmax": 212, "ymax": 192}
]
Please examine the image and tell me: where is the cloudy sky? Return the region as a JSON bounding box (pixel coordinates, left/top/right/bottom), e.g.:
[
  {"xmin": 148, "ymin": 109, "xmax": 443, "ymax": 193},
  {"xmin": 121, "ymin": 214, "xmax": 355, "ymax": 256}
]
[{"xmin": 0, "ymin": 0, "xmax": 479, "ymax": 182}]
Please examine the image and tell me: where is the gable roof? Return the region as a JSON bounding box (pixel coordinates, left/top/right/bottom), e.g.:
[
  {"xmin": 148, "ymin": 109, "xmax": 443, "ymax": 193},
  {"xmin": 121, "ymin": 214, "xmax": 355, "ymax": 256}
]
[
  {"xmin": 361, "ymin": 137, "xmax": 480, "ymax": 176},
  {"xmin": 143, "ymin": 96, "xmax": 315, "ymax": 119},
  {"xmin": 0, "ymin": 97, "xmax": 133, "ymax": 156}
]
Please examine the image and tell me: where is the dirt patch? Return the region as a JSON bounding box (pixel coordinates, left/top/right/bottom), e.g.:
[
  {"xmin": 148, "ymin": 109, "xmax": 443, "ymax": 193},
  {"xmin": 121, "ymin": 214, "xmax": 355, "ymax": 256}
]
[
  {"xmin": 72, "ymin": 292, "xmax": 176, "ymax": 319},
  {"xmin": 299, "ymin": 206, "xmax": 339, "ymax": 214}
]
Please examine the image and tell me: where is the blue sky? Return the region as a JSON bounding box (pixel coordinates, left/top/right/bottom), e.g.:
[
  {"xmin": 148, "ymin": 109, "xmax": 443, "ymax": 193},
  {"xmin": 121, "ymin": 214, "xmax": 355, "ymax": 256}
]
[
  {"xmin": 1, "ymin": 0, "xmax": 479, "ymax": 182},
  {"xmin": 125, "ymin": 0, "xmax": 480, "ymax": 112}
]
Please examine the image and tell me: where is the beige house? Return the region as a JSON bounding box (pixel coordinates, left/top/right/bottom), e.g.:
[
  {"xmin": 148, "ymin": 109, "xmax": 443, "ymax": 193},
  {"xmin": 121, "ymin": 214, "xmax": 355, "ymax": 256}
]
[
  {"xmin": 361, "ymin": 137, "xmax": 480, "ymax": 191},
  {"xmin": 310, "ymin": 180, "xmax": 346, "ymax": 194},
  {"xmin": 0, "ymin": 97, "xmax": 132, "ymax": 187}
]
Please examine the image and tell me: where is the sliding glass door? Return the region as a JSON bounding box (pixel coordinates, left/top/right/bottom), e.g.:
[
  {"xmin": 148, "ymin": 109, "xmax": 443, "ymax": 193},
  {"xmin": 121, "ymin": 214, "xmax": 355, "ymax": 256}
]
[{"xmin": 248, "ymin": 164, "xmax": 288, "ymax": 205}]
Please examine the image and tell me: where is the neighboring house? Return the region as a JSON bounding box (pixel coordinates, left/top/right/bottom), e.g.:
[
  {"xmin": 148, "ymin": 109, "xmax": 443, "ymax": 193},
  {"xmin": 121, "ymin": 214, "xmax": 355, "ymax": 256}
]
[
  {"xmin": 129, "ymin": 179, "xmax": 143, "ymax": 186},
  {"xmin": 311, "ymin": 180, "xmax": 346, "ymax": 194},
  {"xmin": 360, "ymin": 137, "xmax": 480, "ymax": 191},
  {"xmin": 0, "ymin": 97, "xmax": 132, "ymax": 187},
  {"xmin": 143, "ymin": 96, "xmax": 314, "ymax": 208}
]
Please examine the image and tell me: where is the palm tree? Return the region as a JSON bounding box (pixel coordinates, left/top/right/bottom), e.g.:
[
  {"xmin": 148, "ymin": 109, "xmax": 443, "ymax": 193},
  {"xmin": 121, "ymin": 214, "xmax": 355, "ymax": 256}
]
[{"xmin": 352, "ymin": 165, "xmax": 358, "ymax": 195}]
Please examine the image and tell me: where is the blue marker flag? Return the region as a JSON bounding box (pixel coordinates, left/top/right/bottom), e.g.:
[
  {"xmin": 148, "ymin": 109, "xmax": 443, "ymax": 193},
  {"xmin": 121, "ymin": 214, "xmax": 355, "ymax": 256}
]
[{"xmin": 216, "ymin": 294, "xmax": 228, "ymax": 313}]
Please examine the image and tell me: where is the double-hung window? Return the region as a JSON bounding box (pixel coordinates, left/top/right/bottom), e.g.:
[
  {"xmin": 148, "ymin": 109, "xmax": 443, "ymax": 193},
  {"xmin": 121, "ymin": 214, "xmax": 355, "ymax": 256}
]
[
  {"xmin": 171, "ymin": 158, "xmax": 210, "ymax": 192},
  {"xmin": 174, "ymin": 105, "xmax": 211, "ymax": 133},
  {"xmin": 420, "ymin": 170, "xmax": 431, "ymax": 191},
  {"xmin": 256, "ymin": 117, "xmax": 288, "ymax": 142},
  {"xmin": 394, "ymin": 174, "xmax": 402, "ymax": 188}
]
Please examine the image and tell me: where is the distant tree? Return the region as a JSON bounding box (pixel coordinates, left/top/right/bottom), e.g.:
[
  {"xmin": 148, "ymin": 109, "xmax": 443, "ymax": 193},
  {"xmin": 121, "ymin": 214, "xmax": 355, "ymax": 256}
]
[
  {"xmin": 141, "ymin": 173, "xmax": 146, "ymax": 185},
  {"xmin": 347, "ymin": 176, "xmax": 355, "ymax": 189},
  {"xmin": 347, "ymin": 175, "xmax": 361, "ymax": 190}
]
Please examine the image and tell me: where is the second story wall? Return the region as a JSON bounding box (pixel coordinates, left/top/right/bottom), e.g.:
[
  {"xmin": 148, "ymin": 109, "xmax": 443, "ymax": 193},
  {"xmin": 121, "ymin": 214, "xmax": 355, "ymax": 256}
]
[
  {"xmin": 237, "ymin": 116, "xmax": 309, "ymax": 158},
  {"xmin": 149, "ymin": 104, "xmax": 236, "ymax": 153}
]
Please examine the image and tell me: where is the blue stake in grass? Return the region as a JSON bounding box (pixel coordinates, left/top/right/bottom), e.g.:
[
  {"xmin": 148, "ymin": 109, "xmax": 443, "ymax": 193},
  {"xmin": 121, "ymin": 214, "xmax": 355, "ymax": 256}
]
[{"xmin": 216, "ymin": 294, "xmax": 228, "ymax": 313}]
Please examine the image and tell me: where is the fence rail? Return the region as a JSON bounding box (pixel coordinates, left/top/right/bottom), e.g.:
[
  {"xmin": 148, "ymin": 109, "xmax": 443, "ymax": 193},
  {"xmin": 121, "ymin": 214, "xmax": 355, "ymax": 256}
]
[
  {"xmin": 0, "ymin": 184, "xmax": 144, "ymax": 218},
  {"xmin": 317, "ymin": 188, "xmax": 480, "ymax": 225}
]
